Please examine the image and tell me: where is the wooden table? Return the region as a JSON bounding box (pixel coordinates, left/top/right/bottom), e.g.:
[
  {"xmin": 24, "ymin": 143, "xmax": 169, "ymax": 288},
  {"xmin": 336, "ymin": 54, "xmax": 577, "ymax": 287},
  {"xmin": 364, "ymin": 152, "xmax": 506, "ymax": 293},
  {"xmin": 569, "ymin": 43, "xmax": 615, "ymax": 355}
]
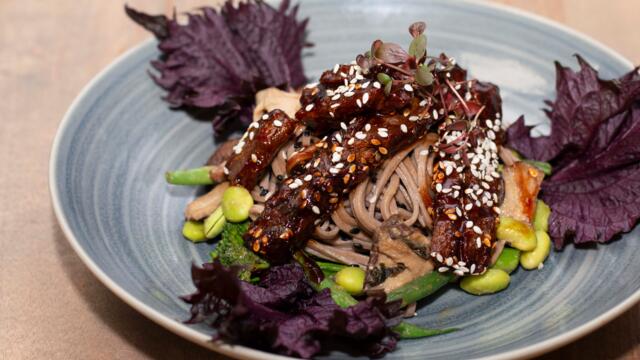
[{"xmin": 1, "ymin": 0, "xmax": 638, "ymax": 359}]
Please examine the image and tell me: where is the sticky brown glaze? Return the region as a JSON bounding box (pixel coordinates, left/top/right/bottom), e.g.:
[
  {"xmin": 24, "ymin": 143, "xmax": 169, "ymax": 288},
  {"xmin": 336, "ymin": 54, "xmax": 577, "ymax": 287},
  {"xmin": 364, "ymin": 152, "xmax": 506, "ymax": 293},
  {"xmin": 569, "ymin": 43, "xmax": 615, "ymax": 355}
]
[
  {"xmin": 296, "ymin": 63, "xmax": 414, "ymax": 133},
  {"xmin": 225, "ymin": 109, "xmax": 299, "ymax": 189},
  {"xmin": 246, "ymin": 94, "xmax": 435, "ymax": 263},
  {"xmin": 429, "ymin": 78, "xmax": 505, "ymax": 275}
]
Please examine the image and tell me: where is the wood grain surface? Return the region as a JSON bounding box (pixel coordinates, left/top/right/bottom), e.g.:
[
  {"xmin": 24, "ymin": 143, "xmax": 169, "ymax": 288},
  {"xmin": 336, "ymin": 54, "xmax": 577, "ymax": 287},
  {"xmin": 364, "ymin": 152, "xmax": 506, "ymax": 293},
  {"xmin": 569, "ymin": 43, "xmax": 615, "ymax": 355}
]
[{"xmin": 1, "ymin": 0, "xmax": 638, "ymax": 359}]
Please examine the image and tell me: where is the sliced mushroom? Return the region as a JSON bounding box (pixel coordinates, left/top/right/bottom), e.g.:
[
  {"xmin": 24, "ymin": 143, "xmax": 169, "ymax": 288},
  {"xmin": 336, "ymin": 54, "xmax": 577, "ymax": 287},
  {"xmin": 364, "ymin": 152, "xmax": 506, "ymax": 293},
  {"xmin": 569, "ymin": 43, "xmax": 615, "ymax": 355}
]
[
  {"xmin": 184, "ymin": 182, "xmax": 229, "ymax": 221},
  {"xmin": 500, "ymin": 162, "xmax": 544, "ymax": 224},
  {"xmin": 253, "ymin": 87, "xmax": 301, "ymax": 120},
  {"xmin": 365, "ymin": 215, "xmax": 434, "ymax": 293}
]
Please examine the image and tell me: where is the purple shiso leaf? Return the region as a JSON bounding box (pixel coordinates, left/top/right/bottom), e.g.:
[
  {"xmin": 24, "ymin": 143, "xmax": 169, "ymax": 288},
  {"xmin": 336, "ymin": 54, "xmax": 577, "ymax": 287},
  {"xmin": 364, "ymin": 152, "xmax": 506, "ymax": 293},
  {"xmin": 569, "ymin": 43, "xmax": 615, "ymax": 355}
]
[
  {"xmin": 506, "ymin": 56, "xmax": 640, "ymax": 248},
  {"xmin": 182, "ymin": 261, "xmax": 402, "ymax": 359},
  {"xmin": 125, "ymin": 0, "xmax": 310, "ymax": 134}
]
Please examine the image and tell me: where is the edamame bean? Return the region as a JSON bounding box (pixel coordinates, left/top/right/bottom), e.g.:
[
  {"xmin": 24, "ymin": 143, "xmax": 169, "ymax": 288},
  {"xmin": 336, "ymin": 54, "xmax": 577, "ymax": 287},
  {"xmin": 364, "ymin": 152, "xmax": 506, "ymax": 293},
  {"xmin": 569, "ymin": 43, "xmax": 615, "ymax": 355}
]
[
  {"xmin": 492, "ymin": 247, "xmax": 520, "ymax": 274},
  {"xmin": 520, "ymin": 230, "xmax": 551, "ymax": 270},
  {"xmin": 533, "ymin": 200, "xmax": 551, "ymax": 232},
  {"xmin": 496, "ymin": 217, "xmax": 537, "ymax": 251},
  {"xmin": 460, "ymin": 269, "xmax": 510, "ymax": 295},
  {"xmin": 204, "ymin": 207, "xmax": 226, "ymax": 239},
  {"xmin": 182, "ymin": 220, "xmax": 206, "ymax": 242},
  {"xmin": 221, "ymin": 186, "xmax": 254, "ymax": 223},
  {"xmin": 335, "ymin": 266, "xmax": 366, "ymax": 295}
]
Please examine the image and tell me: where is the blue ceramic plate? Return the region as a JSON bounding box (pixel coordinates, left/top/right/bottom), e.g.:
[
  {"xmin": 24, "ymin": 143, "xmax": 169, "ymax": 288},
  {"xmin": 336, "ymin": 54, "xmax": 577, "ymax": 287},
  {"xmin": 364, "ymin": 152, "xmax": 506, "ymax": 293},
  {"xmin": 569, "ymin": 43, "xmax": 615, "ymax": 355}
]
[{"xmin": 50, "ymin": 0, "xmax": 640, "ymax": 359}]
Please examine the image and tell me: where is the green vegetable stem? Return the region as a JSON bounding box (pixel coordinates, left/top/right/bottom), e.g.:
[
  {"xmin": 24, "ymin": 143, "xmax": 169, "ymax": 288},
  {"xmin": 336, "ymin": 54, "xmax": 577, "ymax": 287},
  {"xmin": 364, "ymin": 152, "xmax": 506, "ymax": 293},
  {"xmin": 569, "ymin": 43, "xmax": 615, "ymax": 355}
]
[
  {"xmin": 392, "ymin": 322, "xmax": 458, "ymax": 339},
  {"xmin": 165, "ymin": 166, "xmax": 214, "ymax": 185},
  {"xmin": 318, "ymin": 278, "xmax": 359, "ymax": 308},
  {"xmin": 386, "ymin": 271, "xmax": 453, "ymax": 306},
  {"xmin": 491, "ymin": 247, "xmax": 520, "ymax": 274},
  {"xmin": 316, "ymin": 261, "xmax": 347, "ymax": 276}
]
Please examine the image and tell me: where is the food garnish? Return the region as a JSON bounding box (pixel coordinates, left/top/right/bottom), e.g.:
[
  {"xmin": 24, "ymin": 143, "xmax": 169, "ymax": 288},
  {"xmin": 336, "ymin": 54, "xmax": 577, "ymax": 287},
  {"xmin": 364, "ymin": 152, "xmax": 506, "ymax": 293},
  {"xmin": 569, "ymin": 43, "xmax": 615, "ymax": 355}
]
[
  {"xmin": 507, "ymin": 56, "xmax": 640, "ymax": 247},
  {"xmin": 126, "ymin": 0, "xmax": 310, "ymax": 134}
]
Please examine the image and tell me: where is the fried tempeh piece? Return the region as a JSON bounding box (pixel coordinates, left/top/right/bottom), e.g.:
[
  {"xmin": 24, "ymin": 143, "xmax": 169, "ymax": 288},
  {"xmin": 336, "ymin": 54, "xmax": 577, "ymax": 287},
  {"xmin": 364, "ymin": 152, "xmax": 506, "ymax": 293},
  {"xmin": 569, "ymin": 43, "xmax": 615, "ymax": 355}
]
[
  {"xmin": 245, "ymin": 94, "xmax": 436, "ymax": 263},
  {"xmin": 225, "ymin": 109, "xmax": 300, "ymax": 189}
]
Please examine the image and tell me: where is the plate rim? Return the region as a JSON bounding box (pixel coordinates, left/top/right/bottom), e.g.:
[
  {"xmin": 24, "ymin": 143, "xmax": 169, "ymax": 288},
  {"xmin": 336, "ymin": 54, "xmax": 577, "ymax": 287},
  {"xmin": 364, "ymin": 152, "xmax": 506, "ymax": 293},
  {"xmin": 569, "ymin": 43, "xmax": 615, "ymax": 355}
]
[{"xmin": 49, "ymin": 1, "xmax": 638, "ymax": 359}]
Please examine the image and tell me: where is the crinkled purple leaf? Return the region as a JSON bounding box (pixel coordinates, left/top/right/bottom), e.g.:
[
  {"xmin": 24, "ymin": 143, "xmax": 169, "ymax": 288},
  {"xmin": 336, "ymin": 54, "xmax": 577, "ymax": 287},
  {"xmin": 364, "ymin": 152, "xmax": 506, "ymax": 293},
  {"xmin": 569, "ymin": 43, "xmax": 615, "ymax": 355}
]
[
  {"xmin": 126, "ymin": 0, "xmax": 310, "ymax": 133},
  {"xmin": 507, "ymin": 55, "xmax": 640, "ymax": 162},
  {"xmin": 506, "ymin": 57, "xmax": 640, "ymax": 248},
  {"xmin": 183, "ymin": 261, "xmax": 402, "ymax": 358}
]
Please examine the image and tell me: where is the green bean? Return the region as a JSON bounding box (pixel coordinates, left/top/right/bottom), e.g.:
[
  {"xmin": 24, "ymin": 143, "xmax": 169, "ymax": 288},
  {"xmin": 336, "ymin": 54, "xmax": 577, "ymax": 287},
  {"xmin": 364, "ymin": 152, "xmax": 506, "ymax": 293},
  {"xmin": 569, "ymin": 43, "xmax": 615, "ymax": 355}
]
[
  {"xmin": 335, "ymin": 267, "xmax": 366, "ymax": 295},
  {"xmin": 387, "ymin": 272, "xmax": 453, "ymax": 306},
  {"xmin": 316, "ymin": 261, "xmax": 347, "ymax": 275},
  {"xmin": 522, "ymin": 159, "xmax": 552, "ymax": 175},
  {"xmin": 496, "ymin": 217, "xmax": 537, "ymax": 251},
  {"xmin": 492, "ymin": 247, "xmax": 520, "ymax": 274},
  {"xmin": 165, "ymin": 166, "xmax": 214, "ymax": 185},
  {"xmin": 520, "ymin": 230, "xmax": 551, "ymax": 270},
  {"xmin": 392, "ymin": 322, "xmax": 458, "ymax": 339},
  {"xmin": 221, "ymin": 186, "xmax": 254, "ymax": 223},
  {"xmin": 460, "ymin": 269, "xmax": 510, "ymax": 295},
  {"xmin": 182, "ymin": 220, "xmax": 207, "ymax": 242},
  {"xmin": 318, "ymin": 278, "xmax": 358, "ymax": 308},
  {"xmin": 533, "ymin": 200, "xmax": 551, "ymax": 232},
  {"xmin": 204, "ymin": 207, "xmax": 226, "ymax": 239},
  {"xmin": 377, "ymin": 72, "xmax": 392, "ymax": 85}
]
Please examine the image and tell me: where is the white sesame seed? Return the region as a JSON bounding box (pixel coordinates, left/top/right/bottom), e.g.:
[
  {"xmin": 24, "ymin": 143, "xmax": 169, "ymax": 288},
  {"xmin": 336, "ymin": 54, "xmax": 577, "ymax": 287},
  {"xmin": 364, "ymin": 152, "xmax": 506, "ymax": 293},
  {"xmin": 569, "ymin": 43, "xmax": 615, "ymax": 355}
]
[
  {"xmin": 466, "ymin": 221, "xmax": 473, "ymax": 228},
  {"xmin": 331, "ymin": 103, "xmax": 340, "ymax": 109},
  {"xmin": 355, "ymin": 132, "xmax": 366, "ymax": 140},
  {"xmin": 362, "ymin": 93, "xmax": 369, "ymax": 104},
  {"xmin": 335, "ymin": 134, "xmax": 342, "ymax": 143},
  {"xmin": 538, "ymin": 263, "xmax": 544, "ymax": 270},
  {"xmin": 487, "ymin": 130, "xmax": 496, "ymax": 140},
  {"xmin": 419, "ymin": 99, "xmax": 428, "ymax": 107},
  {"xmin": 446, "ymin": 257, "xmax": 454, "ymax": 266},
  {"xmin": 438, "ymin": 267, "xmax": 449, "ymax": 273},
  {"xmin": 289, "ymin": 182, "xmax": 299, "ymax": 189},
  {"xmin": 493, "ymin": 207, "xmax": 501, "ymax": 214},
  {"xmin": 273, "ymin": 120, "xmax": 283, "ymax": 127},
  {"xmin": 340, "ymin": 122, "xmax": 348, "ymax": 130},
  {"xmin": 249, "ymin": 132, "xmax": 255, "ymax": 140},
  {"xmin": 365, "ymin": 124, "xmax": 371, "ymax": 131},
  {"xmin": 455, "ymin": 207, "xmax": 462, "ymax": 216},
  {"xmin": 223, "ymin": 166, "xmax": 229, "ymax": 175},
  {"xmin": 305, "ymin": 104, "xmax": 315, "ymax": 112},
  {"xmin": 408, "ymin": 115, "xmax": 420, "ymax": 121},
  {"xmin": 445, "ymin": 165, "xmax": 453, "ymax": 176},
  {"xmin": 442, "ymin": 188, "xmax": 451, "ymax": 194},
  {"xmin": 356, "ymin": 99, "xmax": 362, "ymax": 108},
  {"xmin": 432, "ymin": 109, "xmax": 439, "ymax": 120},
  {"xmin": 436, "ymin": 253, "xmax": 444, "ymax": 262},
  {"xmin": 329, "ymin": 167, "xmax": 339, "ymax": 174},
  {"xmin": 336, "ymin": 163, "xmax": 344, "ymax": 169},
  {"xmin": 400, "ymin": 124, "xmax": 408, "ymax": 133},
  {"xmin": 435, "ymin": 183, "xmax": 443, "ymax": 192},
  {"xmin": 331, "ymin": 94, "xmax": 341, "ymax": 101},
  {"xmin": 403, "ymin": 84, "xmax": 413, "ymax": 92},
  {"xmin": 304, "ymin": 174, "xmax": 312, "ymax": 181},
  {"xmin": 312, "ymin": 206, "xmax": 320, "ymax": 214},
  {"xmin": 251, "ymin": 153, "xmax": 258, "ymax": 162},
  {"xmin": 470, "ymin": 264, "xmax": 476, "ymax": 274},
  {"xmin": 362, "ymin": 81, "xmax": 370, "ymax": 89},
  {"xmin": 333, "ymin": 64, "xmax": 340, "ymax": 73},
  {"xmin": 465, "ymin": 203, "xmax": 473, "ymax": 211},
  {"xmin": 476, "ymin": 237, "xmax": 482, "ymax": 248},
  {"xmin": 454, "ymin": 270, "xmax": 464, "ymax": 276},
  {"xmin": 348, "ymin": 138, "xmax": 355, "ymax": 145},
  {"xmin": 373, "ymin": 81, "xmax": 381, "ymax": 89},
  {"xmin": 473, "ymin": 226, "xmax": 482, "ymax": 234},
  {"xmin": 344, "ymin": 92, "xmax": 355, "ymax": 97}
]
